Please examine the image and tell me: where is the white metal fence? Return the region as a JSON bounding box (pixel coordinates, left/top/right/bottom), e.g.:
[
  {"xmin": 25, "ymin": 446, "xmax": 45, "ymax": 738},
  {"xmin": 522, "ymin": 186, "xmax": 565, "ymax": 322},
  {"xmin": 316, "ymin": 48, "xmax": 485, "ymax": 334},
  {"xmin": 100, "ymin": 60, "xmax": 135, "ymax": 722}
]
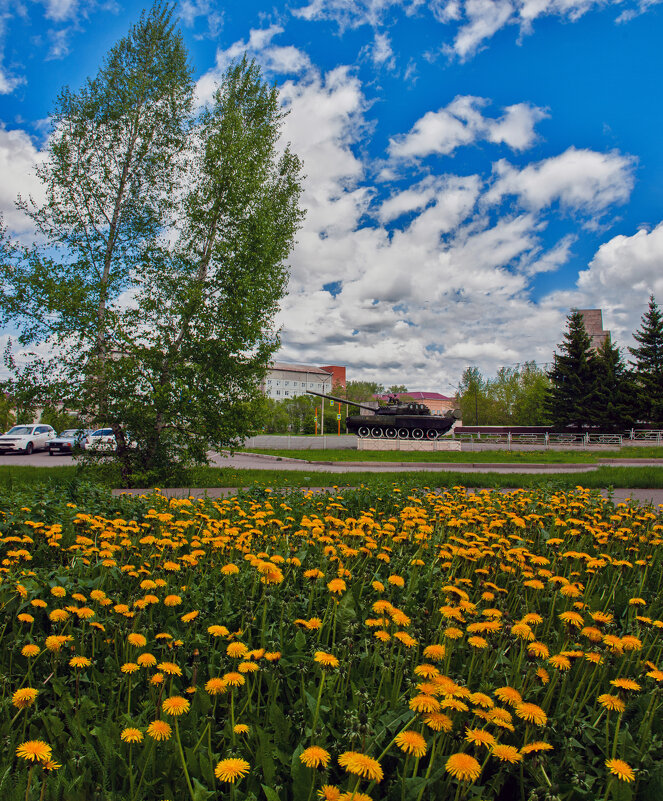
[{"xmin": 451, "ymin": 430, "xmax": 663, "ymax": 449}]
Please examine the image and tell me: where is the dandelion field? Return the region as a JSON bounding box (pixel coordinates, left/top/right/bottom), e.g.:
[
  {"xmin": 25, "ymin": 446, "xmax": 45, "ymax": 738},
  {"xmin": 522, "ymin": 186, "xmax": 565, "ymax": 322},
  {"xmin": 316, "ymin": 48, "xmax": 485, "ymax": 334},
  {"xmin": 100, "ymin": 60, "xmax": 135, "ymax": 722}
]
[{"xmin": 3, "ymin": 484, "xmax": 663, "ymax": 801}]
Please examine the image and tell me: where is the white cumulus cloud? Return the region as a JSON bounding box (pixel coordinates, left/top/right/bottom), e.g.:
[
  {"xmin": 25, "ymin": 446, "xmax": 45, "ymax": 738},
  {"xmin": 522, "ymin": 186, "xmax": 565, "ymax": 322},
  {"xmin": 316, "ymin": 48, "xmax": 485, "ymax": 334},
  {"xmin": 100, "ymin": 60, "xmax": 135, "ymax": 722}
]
[
  {"xmin": 485, "ymin": 147, "xmax": 635, "ymax": 214},
  {"xmin": 388, "ymin": 96, "xmax": 547, "ymax": 160}
]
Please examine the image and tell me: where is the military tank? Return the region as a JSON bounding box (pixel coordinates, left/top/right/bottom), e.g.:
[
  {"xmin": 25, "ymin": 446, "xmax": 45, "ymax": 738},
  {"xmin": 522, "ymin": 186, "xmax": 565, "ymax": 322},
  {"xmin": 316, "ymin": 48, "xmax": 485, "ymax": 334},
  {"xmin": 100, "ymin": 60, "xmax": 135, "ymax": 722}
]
[{"xmin": 307, "ymin": 390, "xmax": 461, "ymax": 440}]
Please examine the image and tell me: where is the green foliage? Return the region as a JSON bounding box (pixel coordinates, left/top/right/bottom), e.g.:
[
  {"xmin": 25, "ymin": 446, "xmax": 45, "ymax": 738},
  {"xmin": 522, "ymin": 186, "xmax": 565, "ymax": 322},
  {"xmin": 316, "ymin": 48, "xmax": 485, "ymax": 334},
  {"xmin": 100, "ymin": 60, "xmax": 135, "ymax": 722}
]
[
  {"xmin": 593, "ymin": 335, "xmax": 636, "ymax": 431},
  {"xmin": 457, "ymin": 363, "xmax": 550, "ymax": 425},
  {"xmin": 0, "ymin": 4, "xmax": 304, "ymax": 487},
  {"xmin": 546, "ymin": 310, "xmax": 600, "ymax": 430},
  {"xmin": 628, "ymin": 295, "xmax": 663, "ymax": 423},
  {"xmin": 39, "ymin": 406, "xmax": 84, "ymax": 434}
]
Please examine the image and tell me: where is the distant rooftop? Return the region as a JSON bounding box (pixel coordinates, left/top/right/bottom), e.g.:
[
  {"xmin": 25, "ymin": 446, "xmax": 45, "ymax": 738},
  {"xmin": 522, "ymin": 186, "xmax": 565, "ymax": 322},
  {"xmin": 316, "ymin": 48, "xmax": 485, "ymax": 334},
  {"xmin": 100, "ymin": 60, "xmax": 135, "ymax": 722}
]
[
  {"xmin": 376, "ymin": 392, "xmax": 455, "ymax": 401},
  {"xmin": 270, "ymin": 362, "xmax": 332, "ymax": 376}
]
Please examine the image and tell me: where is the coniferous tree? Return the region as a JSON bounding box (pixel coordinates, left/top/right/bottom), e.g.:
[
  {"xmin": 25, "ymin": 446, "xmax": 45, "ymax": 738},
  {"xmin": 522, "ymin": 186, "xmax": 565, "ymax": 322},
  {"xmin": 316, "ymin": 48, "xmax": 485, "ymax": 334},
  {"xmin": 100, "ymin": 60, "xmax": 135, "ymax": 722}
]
[
  {"xmin": 593, "ymin": 334, "xmax": 636, "ymax": 431},
  {"xmin": 628, "ymin": 295, "xmax": 663, "ymax": 423},
  {"xmin": 546, "ymin": 310, "xmax": 598, "ymax": 430}
]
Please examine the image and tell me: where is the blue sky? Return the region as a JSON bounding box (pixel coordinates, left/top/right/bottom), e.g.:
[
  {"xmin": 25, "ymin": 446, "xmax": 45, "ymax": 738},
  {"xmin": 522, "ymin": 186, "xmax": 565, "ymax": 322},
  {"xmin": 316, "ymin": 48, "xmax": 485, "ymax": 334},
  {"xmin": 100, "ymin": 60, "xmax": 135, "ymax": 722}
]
[{"xmin": 2, "ymin": 0, "xmax": 663, "ymax": 391}]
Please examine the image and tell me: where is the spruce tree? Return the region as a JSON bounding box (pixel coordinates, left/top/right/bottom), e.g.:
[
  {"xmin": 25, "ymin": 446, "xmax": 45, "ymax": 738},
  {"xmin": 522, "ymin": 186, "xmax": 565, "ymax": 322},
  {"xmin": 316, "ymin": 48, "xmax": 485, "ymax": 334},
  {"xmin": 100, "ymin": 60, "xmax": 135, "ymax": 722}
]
[
  {"xmin": 546, "ymin": 310, "xmax": 598, "ymax": 430},
  {"xmin": 593, "ymin": 334, "xmax": 636, "ymax": 431},
  {"xmin": 628, "ymin": 295, "xmax": 663, "ymax": 423}
]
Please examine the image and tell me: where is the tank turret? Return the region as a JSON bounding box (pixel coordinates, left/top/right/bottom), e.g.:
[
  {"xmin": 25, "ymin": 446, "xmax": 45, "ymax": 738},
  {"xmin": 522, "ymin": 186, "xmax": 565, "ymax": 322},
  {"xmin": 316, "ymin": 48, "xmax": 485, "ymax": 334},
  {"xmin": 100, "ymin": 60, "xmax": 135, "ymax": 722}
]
[{"xmin": 307, "ymin": 390, "xmax": 460, "ymax": 440}]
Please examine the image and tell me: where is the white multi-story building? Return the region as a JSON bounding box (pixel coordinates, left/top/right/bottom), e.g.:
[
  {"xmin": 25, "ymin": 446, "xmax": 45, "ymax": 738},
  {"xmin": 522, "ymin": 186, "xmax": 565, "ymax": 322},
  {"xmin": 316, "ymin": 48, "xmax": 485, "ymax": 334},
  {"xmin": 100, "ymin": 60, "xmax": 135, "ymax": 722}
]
[{"xmin": 261, "ymin": 362, "xmax": 334, "ymax": 400}]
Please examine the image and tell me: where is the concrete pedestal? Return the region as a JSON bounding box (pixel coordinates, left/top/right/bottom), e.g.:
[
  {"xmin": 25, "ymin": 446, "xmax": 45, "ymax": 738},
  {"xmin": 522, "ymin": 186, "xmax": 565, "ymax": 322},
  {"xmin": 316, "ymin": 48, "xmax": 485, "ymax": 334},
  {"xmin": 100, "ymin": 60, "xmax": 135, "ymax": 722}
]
[{"xmin": 357, "ymin": 438, "xmax": 461, "ymax": 451}]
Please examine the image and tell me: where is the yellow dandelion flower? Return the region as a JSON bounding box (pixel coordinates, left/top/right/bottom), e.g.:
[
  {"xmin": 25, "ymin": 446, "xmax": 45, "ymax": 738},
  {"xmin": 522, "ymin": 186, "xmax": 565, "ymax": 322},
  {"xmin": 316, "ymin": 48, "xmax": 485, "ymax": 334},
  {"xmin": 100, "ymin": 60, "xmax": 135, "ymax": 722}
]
[
  {"xmin": 515, "ymin": 702, "xmax": 547, "ymax": 726},
  {"xmin": 21, "ymin": 644, "xmax": 40, "ymax": 658},
  {"xmin": 208, "ymin": 625, "xmax": 229, "ymax": 637},
  {"xmin": 157, "ymin": 661, "xmax": 182, "ymax": 676},
  {"xmin": 127, "ymin": 633, "xmax": 147, "ymax": 647},
  {"xmin": 491, "ymin": 744, "xmax": 523, "ymax": 763},
  {"xmin": 314, "ymin": 652, "xmax": 340, "ymax": 669},
  {"xmin": 205, "ymin": 678, "xmax": 228, "ymax": 695},
  {"xmin": 445, "ymin": 753, "xmax": 481, "ymax": 782},
  {"xmin": 121, "ymin": 662, "xmax": 139, "ymax": 674},
  {"xmin": 605, "ymin": 759, "xmax": 635, "ymax": 782},
  {"xmin": 146, "ymin": 720, "xmax": 172, "ymax": 741},
  {"xmin": 233, "ymin": 724, "xmax": 250, "ymax": 735},
  {"xmin": 520, "ymin": 741, "xmax": 554, "ymax": 755},
  {"xmin": 137, "ymin": 653, "xmax": 157, "ymax": 667},
  {"xmin": 464, "ymin": 728, "xmax": 496, "ymax": 748},
  {"xmin": 12, "ymin": 688, "xmax": 38, "ymax": 709},
  {"xmin": 214, "ymin": 757, "xmax": 250, "ymax": 783},
  {"xmin": 338, "ymin": 751, "xmax": 383, "ymax": 782},
  {"xmin": 409, "ymin": 694, "xmax": 441, "ymax": 713},
  {"xmin": 121, "ymin": 728, "xmax": 144, "ymax": 744},
  {"xmin": 227, "ymin": 642, "xmax": 248, "ymax": 658},
  {"xmin": 494, "ymin": 686, "xmax": 522, "ymax": 707},
  {"xmin": 610, "ymin": 678, "xmax": 641, "ymax": 692},
  {"xmin": 422, "ymin": 644, "xmax": 446, "ymax": 661},
  {"xmin": 548, "ymin": 655, "xmax": 571, "ymax": 671},
  {"xmin": 164, "ymin": 595, "xmax": 182, "ymax": 606},
  {"xmin": 223, "ymin": 672, "xmax": 245, "ymax": 687},
  {"xmin": 162, "ymin": 696, "xmax": 190, "ymax": 716},
  {"xmin": 16, "ymin": 741, "xmax": 52, "ymax": 763},
  {"xmin": 598, "ymin": 695, "xmax": 626, "ymax": 714},
  {"xmin": 394, "ymin": 730, "xmax": 427, "ymax": 757},
  {"xmin": 300, "ymin": 746, "xmax": 331, "ymax": 768},
  {"xmin": 423, "ymin": 712, "xmax": 452, "ymax": 731}
]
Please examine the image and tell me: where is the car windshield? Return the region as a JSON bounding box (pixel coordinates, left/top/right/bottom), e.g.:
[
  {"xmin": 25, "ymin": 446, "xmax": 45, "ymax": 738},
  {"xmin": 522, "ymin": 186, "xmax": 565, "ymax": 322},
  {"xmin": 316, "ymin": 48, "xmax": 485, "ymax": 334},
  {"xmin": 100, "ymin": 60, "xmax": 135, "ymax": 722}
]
[
  {"xmin": 91, "ymin": 429, "xmax": 114, "ymax": 436},
  {"xmin": 59, "ymin": 430, "xmax": 79, "ymax": 437},
  {"xmin": 6, "ymin": 426, "xmax": 34, "ymax": 435}
]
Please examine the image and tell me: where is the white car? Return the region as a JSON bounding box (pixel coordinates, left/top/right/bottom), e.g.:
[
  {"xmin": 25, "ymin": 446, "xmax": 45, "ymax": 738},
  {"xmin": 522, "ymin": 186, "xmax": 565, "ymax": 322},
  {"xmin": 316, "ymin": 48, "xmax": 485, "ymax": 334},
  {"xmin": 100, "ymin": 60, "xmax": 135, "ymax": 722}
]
[
  {"xmin": 84, "ymin": 428, "xmax": 117, "ymax": 451},
  {"xmin": 0, "ymin": 425, "xmax": 57, "ymax": 454}
]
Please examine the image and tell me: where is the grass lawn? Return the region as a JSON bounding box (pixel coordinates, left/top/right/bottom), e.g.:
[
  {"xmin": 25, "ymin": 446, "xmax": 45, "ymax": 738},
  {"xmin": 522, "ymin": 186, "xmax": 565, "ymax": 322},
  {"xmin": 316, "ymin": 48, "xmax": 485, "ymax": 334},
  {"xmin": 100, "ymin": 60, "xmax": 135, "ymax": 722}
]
[
  {"xmin": 238, "ymin": 445, "xmax": 663, "ymax": 463},
  {"xmin": 1, "ymin": 463, "xmax": 662, "ymax": 490}
]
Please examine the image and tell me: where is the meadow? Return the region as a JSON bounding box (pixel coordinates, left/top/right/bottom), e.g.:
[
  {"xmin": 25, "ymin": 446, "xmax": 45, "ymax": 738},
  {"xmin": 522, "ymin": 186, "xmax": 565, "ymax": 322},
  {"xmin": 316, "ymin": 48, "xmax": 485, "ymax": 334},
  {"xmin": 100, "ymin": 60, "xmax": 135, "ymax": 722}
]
[{"xmin": 2, "ymin": 482, "xmax": 663, "ymax": 800}]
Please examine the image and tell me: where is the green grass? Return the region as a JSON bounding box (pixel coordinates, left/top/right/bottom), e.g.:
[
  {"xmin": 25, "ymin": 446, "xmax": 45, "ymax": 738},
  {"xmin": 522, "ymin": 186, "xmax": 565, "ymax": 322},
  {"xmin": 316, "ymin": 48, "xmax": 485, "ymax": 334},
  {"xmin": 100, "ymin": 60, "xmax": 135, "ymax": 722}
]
[
  {"xmin": 238, "ymin": 445, "xmax": 663, "ymax": 463},
  {"xmin": 4, "ymin": 463, "xmax": 662, "ymax": 491}
]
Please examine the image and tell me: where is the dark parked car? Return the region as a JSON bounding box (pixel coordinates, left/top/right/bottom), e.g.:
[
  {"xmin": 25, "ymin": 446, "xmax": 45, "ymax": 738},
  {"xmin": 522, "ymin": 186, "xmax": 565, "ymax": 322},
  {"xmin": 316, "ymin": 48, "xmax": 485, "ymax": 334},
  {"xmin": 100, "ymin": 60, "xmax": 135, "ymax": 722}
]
[{"xmin": 48, "ymin": 429, "xmax": 93, "ymax": 455}]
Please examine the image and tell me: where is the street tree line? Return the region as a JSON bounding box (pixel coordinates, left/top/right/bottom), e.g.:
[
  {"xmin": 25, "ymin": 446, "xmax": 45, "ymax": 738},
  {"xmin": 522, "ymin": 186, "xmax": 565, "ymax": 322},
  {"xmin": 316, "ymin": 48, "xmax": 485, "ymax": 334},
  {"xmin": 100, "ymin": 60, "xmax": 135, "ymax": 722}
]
[{"xmin": 457, "ymin": 297, "xmax": 663, "ymax": 431}]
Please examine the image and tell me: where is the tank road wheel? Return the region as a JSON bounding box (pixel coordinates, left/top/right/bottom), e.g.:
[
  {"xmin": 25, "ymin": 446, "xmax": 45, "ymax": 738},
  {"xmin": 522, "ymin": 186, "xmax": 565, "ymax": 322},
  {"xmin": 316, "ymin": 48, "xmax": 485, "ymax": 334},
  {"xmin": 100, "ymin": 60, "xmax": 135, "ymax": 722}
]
[
  {"xmin": 385, "ymin": 427, "xmax": 397, "ymax": 439},
  {"xmin": 397, "ymin": 428, "xmax": 409, "ymax": 439},
  {"xmin": 426, "ymin": 429, "xmax": 438, "ymax": 440},
  {"xmin": 412, "ymin": 428, "xmax": 424, "ymax": 440},
  {"xmin": 357, "ymin": 426, "xmax": 370, "ymax": 438},
  {"xmin": 371, "ymin": 427, "xmax": 383, "ymax": 438}
]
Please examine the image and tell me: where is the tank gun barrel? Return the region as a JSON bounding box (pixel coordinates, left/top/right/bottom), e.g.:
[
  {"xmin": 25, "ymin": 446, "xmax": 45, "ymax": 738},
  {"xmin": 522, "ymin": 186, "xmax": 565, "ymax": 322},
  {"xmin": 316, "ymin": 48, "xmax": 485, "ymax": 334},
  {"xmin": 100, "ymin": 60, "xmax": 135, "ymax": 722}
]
[{"xmin": 306, "ymin": 390, "xmax": 377, "ymax": 414}]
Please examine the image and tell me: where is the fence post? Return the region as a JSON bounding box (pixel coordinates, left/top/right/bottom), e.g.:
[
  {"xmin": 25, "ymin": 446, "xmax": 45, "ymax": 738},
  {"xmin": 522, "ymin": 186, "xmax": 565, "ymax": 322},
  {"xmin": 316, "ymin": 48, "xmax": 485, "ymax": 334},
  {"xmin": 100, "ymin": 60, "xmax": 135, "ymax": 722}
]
[
  {"xmin": 507, "ymin": 432, "xmax": 511, "ymax": 451},
  {"xmin": 545, "ymin": 432, "xmax": 549, "ymax": 449}
]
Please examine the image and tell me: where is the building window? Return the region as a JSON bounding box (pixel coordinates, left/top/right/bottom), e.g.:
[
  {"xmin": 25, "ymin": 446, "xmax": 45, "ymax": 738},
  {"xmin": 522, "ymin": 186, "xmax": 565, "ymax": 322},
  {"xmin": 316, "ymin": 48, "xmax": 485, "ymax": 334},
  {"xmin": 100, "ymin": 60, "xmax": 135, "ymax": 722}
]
[
  {"xmin": 284, "ymin": 391, "xmax": 289, "ymax": 396},
  {"xmin": 293, "ymin": 381, "xmax": 298, "ymax": 387},
  {"xmin": 267, "ymin": 379, "xmax": 272, "ymax": 384},
  {"xmin": 284, "ymin": 381, "xmax": 289, "ymax": 386}
]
